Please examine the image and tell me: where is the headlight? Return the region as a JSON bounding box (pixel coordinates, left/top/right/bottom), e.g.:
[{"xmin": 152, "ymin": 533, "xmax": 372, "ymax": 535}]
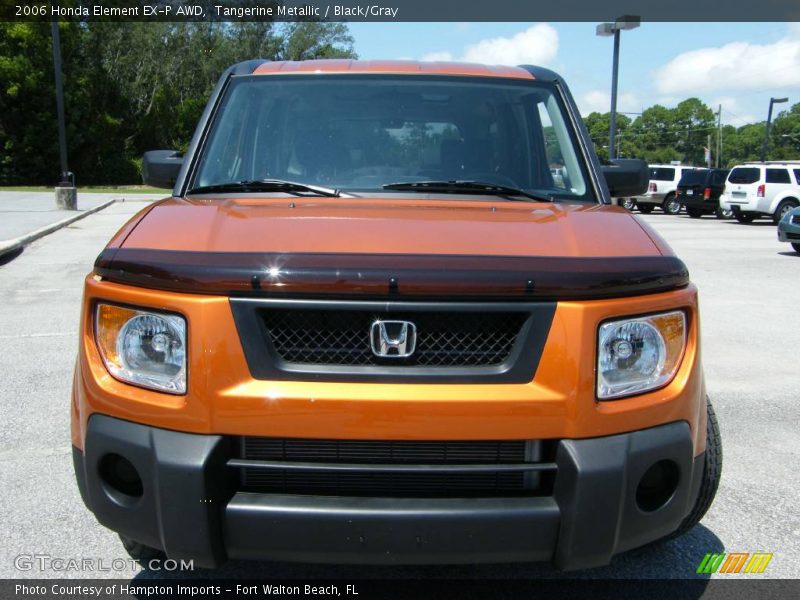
[
  {"xmin": 95, "ymin": 303, "xmax": 186, "ymax": 394},
  {"xmin": 597, "ymin": 311, "xmax": 686, "ymax": 400}
]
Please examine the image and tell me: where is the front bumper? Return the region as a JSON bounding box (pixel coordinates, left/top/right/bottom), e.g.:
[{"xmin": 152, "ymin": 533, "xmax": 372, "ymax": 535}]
[
  {"xmin": 74, "ymin": 414, "xmax": 703, "ymax": 571},
  {"xmin": 777, "ymin": 218, "xmax": 800, "ymax": 243}
]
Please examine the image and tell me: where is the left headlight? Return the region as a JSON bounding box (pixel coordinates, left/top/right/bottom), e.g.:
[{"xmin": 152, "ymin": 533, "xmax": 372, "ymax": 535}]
[
  {"xmin": 95, "ymin": 303, "xmax": 187, "ymax": 394},
  {"xmin": 597, "ymin": 310, "xmax": 686, "ymax": 400}
]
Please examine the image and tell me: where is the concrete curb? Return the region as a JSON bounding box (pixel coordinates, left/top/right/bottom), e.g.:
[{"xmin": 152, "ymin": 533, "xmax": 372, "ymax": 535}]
[{"xmin": 0, "ymin": 199, "xmax": 116, "ymax": 256}]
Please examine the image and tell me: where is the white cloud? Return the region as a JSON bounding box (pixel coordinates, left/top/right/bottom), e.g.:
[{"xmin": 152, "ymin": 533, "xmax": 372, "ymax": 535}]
[
  {"xmin": 420, "ymin": 24, "xmax": 558, "ymax": 67},
  {"xmin": 710, "ymin": 96, "xmax": 757, "ymax": 126},
  {"xmin": 420, "ymin": 51, "xmax": 454, "ymax": 62},
  {"xmin": 578, "ymin": 89, "xmax": 640, "ymax": 116},
  {"xmin": 653, "ymin": 37, "xmax": 800, "ymax": 95}
]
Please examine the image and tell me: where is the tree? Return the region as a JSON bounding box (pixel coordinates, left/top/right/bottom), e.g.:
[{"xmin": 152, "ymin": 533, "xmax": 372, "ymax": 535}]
[{"xmin": 0, "ymin": 21, "xmax": 357, "ymax": 185}]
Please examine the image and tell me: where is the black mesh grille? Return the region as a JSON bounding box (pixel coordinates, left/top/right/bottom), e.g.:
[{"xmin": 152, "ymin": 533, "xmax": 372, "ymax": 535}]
[
  {"xmin": 260, "ymin": 310, "xmax": 526, "ymax": 366},
  {"xmin": 243, "ymin": 438, "xmax": 527, "ymax": 464},
  {"xmin": 236, "ymin": 438, "xmax": 555, "ymax": 498}
]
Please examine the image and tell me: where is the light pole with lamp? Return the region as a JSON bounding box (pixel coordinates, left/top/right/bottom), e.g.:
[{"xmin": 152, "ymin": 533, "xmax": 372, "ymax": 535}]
[
  {"xmin": 761, "ymin": 97, "xmax": 788, "ymax": 162},
  {"xmin": 596, "ymin": 16, "xmax": 640, "ymax": 161}
]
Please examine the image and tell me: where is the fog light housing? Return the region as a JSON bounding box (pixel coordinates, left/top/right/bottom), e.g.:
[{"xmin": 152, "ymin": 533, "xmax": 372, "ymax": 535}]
[
  {"xmin": 99, "ymin": 453, "xmax": 143, "ymax": 503},
  {"xmin": 636, "ymin": 459, "xmax": 680, "ymax": 512}
]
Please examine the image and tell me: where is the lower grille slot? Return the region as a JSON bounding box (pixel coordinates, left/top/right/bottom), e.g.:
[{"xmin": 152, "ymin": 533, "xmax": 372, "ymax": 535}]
[{"xmin": 234, "ymin": 438, "xmax": 557, "ymax": 498}]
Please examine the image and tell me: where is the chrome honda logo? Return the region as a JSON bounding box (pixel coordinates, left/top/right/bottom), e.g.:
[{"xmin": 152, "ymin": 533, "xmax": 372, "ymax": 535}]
[{"xmin": 370, "ymin": 320, "xmax": 417, "ymax": 358}]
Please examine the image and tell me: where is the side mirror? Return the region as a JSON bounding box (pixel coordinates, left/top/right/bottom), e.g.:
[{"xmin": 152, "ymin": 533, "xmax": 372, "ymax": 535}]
[
  {"xmin": 142, "ymin": 150, "xmax": 183, "ymax": 189},
  {"xmin": 602, "ymin": 159, "xmax": 648, "ymax": 198}
]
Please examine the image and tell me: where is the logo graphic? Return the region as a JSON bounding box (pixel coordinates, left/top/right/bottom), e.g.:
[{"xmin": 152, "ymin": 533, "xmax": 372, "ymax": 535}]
[
  {"xmin": 696, "ymin": 552, "xmax": 773, "ymax": 574},
  {"xmin": 370, "ymin": 320, "xmax": 417, "ymax": 358}
]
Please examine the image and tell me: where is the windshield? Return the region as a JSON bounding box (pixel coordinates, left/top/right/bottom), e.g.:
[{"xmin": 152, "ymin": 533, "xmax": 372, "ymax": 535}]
[{"xmin": 192, "ymin": 75, "xmax": 591, "ymax": 201}]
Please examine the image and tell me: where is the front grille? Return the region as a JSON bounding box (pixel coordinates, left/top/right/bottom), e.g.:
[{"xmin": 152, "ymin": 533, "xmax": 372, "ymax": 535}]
[
  {"xmin": 233, "ymin": 438, "xmax": 557, "ymax": 498},
  {"xmin": 786, "ymin": 232, "xmax": 800, "ymax": 240},
  {"xmin": 243, "ymin": 438, "xmax": 527, "ymax": 463},
  {"xmin": 261, "ymin": 309, "xmax": 526, "ymax": 367}
]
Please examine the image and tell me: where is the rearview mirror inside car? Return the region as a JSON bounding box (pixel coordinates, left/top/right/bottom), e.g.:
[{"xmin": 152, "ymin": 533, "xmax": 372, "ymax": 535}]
[
  {"xmin": 602, "ymin": 159, "xmax": 649, "ymax": 198},
  {"xmin": 142, "ymin": 150, "xmax": 183, "ymax": 189}
]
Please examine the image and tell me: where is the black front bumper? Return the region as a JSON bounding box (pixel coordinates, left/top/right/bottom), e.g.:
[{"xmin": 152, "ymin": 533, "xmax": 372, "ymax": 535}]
[{"xmin": 74, "ymin": 415, "xmax": 703, "ymax": 571}]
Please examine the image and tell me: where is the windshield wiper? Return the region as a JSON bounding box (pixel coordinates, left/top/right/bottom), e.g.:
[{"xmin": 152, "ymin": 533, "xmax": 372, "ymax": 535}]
[
  {"xmin": 382, "ymin": 180, "xmax": 552, "ymax": 202},
  {"xmin": 187, "ymin": 179, "xmax": 340, "ymax": 197}
]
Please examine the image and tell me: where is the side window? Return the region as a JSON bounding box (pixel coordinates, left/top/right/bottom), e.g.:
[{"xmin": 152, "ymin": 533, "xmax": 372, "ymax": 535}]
[
  {"xmin": 713, "ymin": 171, "xmax": 726, "ymax": 185},
  {"xmin": 793, "ymin": 169, "xmax": 800, "ymax": 185},
  {"xmin": 766, "ymin": 168, "xmax": 791, "ymax": 184}
]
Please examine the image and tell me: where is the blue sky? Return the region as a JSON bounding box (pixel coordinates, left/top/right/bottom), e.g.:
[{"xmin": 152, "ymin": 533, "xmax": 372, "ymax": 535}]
[{"xmin": 348, "ymin": 22, "xmax": 800, "ymax": 126}]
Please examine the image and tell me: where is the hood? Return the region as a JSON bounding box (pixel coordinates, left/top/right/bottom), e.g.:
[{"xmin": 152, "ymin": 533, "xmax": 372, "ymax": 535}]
[
  {"xmin": 97, "ymin": 196, "xmax": 687, "ymax": 299},
  {"xmin": 119, "ymin": 196, "xmax": 663, "ymax": 258}
]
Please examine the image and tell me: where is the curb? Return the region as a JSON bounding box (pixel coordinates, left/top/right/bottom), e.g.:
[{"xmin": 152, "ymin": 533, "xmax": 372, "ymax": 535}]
[{"xmin": 0, "ymin": 199, "xmax": 117, "ymax": 256}]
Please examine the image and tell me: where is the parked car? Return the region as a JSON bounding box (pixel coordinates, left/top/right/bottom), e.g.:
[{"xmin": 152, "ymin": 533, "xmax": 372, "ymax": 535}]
[
  {"xmin": 676, "ymin": 168, "xmax": 731, "ymax": 219},
  {"xmin": 631, "ymin": 164, "xmax": 705, "ymax": 215},
  {"xmin": 719, "ymin": 161, "xmax": 800, "ymax": 224},
  {"xmin": 777, "ymin": 205, "xmax": 800, "ymax": 253},
  {"xmin": 71, "ymin": 60, "xmax": 719, "ymax": 572}
]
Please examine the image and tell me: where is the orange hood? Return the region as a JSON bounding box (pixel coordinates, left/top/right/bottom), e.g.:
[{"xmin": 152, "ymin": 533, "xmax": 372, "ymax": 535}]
[{"xmin": 118, "ymin": 197, "xmax": 667, "ymax": 258}]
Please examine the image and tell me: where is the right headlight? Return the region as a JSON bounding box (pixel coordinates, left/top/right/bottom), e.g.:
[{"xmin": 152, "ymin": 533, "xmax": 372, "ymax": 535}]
[
  {"xmin": 95, "ymin": 303, "xmax": 187, "ymax": 394},
  {"xmin": 597, "ymin": 311, "xmax": 686, "ymax": 400}
]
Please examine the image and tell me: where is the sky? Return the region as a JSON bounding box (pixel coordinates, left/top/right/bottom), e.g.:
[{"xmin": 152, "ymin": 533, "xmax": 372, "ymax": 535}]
[{"xmin": 347, "ymin": 22, "xmax": 800, "ymax": 126}]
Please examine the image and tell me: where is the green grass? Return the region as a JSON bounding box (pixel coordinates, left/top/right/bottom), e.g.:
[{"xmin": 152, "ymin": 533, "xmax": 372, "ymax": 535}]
[{"xmin": 0, "ymin": 185, "xmax": 167, "ymax": 194}]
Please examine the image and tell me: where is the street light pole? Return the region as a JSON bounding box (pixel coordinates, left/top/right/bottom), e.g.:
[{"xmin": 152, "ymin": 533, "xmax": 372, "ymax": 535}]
[
  {"xmin": 596, "ymin": 15, "xmax": 640, "ymax": 161},
  {"xmin": 51, "ymin": 20, "xmax": 76, "ymax": 209},
  {"xmin": 761, "ymin": 97, "xmax": 788, "ymax": 162},
  {"xmin": 609, "ymin": 28, "xmax": 620, "ymax": 161}
]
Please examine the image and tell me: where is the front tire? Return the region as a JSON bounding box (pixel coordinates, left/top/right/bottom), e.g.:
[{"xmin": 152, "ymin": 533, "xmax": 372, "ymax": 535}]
[
  {"xmin": 119, "ymin": 534, "xmax": 165, "ymax": 565},
  {"xmin": 662, "ymin": 194, "xmax": 681, "ymax": 215},
  {"xmin": 715, "ymin": 206, "xmax": 733, "ymax": 219},
  {"xmin": 672, "ymin": 398, "xmax": 722, "ymax": 538},
  {"xmin": 792, "ymin": 242, "xmax": 800, "ymax": 253},
  {"xmin": 620, "ymin": 198, "xmax": 636, "ymax": 211}
]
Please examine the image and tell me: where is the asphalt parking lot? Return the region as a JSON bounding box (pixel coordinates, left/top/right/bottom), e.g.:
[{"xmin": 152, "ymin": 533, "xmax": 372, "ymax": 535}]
[{"xmin": 0, "ymin": 202, "xmax": 797, "ymax": 582}]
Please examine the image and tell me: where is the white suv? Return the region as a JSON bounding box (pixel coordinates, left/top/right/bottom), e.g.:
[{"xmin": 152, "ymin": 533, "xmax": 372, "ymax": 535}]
[
  {"xmin": 719, "ymin": 162, "xmax": 800, "ymax": 224},
  {"xmin": 632, "ymin": 164, "xmax": 704, "ymax": 215}
]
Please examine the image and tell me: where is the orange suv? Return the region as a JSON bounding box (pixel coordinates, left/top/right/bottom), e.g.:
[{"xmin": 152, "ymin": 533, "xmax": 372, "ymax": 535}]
[{"xmin": 71, "ymin": 60, "xmax": 721, "ymax": 571}]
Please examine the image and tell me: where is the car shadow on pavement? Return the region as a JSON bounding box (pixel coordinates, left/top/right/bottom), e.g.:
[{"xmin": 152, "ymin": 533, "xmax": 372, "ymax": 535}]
[
  {"xmin": 777, "ymin": 251, "xmax": 800, "ymax": 257},
  {"xmin": 133, "ymin": 524, "xmax": 723, "ymax": 586}
]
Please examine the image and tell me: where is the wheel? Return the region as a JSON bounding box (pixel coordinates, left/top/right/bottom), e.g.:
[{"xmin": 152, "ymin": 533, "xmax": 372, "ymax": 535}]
[
  {"xmin": 620, "ymin": 198, "xmax": 636, "ymax": 211},
  {"xmin": 638, "ymin": 204, "xmax": 654, "ymax": 214},
  {"xmin": 671, "ymin": 397, "xmax": 722, "ymax": 538},
  {"xmin": 715, "ymin": 206, "xmax": 733, "ymax": 219},
  {"xmin": 662, "ymin": 194, "xmax": 681, "ymax": 215},
  {"xmin": 119, "ymin": 534, "xmax": 165, "ymax": 565},
  {"xmin": 773, "ymin": 200, "xmax": 799, "ymax": 224},
  {"xmin": 792, "ymin": 243, "xmax": 800, "ymax": 253},
  {"xmin": 686, "ymin": 207, "xmax": 703, "ymax": 219},
  {"xmin": 734, "ymin": 212, "xmax": 756, "ymax": 223}
]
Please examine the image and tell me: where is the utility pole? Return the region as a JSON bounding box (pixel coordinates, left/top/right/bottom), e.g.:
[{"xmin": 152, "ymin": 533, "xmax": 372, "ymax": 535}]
[
  {"xmin": 51, "ymin": 20, "xmax": 77, "ymax": 210},
  {"xmin": 707, "ymin": 134, "xmax": 712, "ymax": 168},
  {"xmin": 716, "ymin": 105, "xmax": 722, "ymax": 168}
]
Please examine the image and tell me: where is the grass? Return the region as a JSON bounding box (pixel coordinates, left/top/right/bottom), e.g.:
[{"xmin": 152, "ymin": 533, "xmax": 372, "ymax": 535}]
[{"xmin": 0, "ymin": 185, "xmax": 167, "ymax": 194}]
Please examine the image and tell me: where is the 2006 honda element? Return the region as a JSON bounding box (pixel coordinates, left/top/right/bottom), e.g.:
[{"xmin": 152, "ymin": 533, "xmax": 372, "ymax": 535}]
[{"xmin": 72, "ymin": 60, "xmax": 720, "ymax": 571}]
